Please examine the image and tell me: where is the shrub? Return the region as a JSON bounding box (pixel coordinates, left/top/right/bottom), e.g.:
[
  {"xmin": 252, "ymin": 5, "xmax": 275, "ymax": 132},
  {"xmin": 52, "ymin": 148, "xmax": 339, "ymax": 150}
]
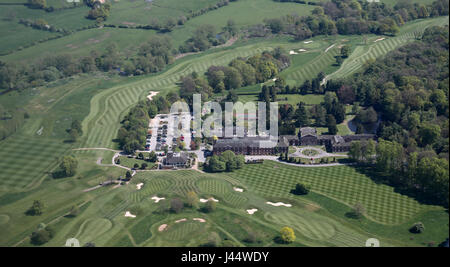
[
  {"xmin": 280, "ymin": 226, "xmax": 296, "ymax": 243},
  {"xmin": 346, "ymin": 203, "xmax": 365, "ymax": 219},
  {"xmin": 203, "ymin": 200, "xmax": 217, "ymax": 213},
  {"xmin": 293, "ymin": 183, "xmax": 310, "ymax": 195},
  {"xmin": 170, "ymin": 198, "xmax": 184, "ymax": 213},
  {"xmin": 410, "ymin": 222, "xmax": 425, "ymax": 234}
]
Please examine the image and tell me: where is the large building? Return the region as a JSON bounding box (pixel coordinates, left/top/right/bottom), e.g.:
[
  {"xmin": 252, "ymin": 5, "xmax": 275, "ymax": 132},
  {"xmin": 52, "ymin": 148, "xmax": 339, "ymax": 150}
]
[
  {"xmin": 213, "ymin": 136, "xmax": 289, "ymax": 155},
  {"xmin": 294, "ymin": 127, "xmax": 376, "ymax": 153},
  {"xmin": 162, "ymin": 152, "xmax": 190, "ymax": 169}
]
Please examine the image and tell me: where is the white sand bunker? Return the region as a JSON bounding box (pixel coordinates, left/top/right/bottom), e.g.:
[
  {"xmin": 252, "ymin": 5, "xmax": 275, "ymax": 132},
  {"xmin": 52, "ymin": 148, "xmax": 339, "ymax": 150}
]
[
  {"xmin": 175, "ymin": 218, "xmax": 187, "ymax": 223},
  {"xmin": 147, "ymin": 91, "xmax": 159, "ymax": 101},
  {"xmin": 289, "ymin": 50, "xmax": 298, "ymax": 55},
  {"xmin": 124, "ymin": 211, "xmax": 136, "ymax": 218},
  {"xmin": 233, "ymin": 187, "xmax": 244, "ymax": 192},
  {"xmin": 374, "ymin": 37, "xmax": 385, "ymax": 42},
  {"xmin": 158, "ymin": 224, "xmax": 168, "ymax": 232},
  {"xmin": 304, "ymin": 40, "xmax": 313, "ymax": 44},
  {"xmin": 200, "ymin": 197, "xmax": 219, "ymax": 203},
  {"xmin": 193, "ymin": 218, "xmax": 206, "ymax": 223},
  {"xmin": 298, "ymin": 49, "xmax": 307, "ymax": 52},
  {"xmin": 266, "ymin": 202, "xmax": 292, "ymax": 207},
  {"xmin": 246, "ymin": 209, "xmax": 258, "ymax": 215},
  {"xmin": 325, "ymin": 44, "xmax": 336, "ymax": 53},
  {"xmin": 136, "ymin": 183, "xmax": 144, "ymax": 190},
  {"xmin": 151, "ymin": 196, "xmax": 166, "ymax": 203}
]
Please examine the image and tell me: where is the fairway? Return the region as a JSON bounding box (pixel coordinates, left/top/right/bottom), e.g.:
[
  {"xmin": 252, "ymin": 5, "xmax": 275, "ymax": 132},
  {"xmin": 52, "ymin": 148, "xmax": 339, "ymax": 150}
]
[
  {"xmin": 0, "ymin": 135, "xmax": 70, "ymax": 190},
  {"xmin": 0, "ymin": 0, "xmax": 448, "ymax": 249},
  {"xmin": 226, "ymin": 161, "xmax": 431, "ymax": 225},
  {"xmin": 327, "ymin": 17, "xmax": 449, "ymax": 80}
]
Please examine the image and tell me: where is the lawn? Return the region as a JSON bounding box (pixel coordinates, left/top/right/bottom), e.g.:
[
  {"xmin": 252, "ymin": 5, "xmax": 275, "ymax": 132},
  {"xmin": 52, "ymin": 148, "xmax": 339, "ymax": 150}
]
[
  {"xmin": 117, "ymin": 156, "xmax": 156, "ymax": 170},
  {"xmin": 226, "ymin": 160, "xmax": 438, "ymax": 225}
]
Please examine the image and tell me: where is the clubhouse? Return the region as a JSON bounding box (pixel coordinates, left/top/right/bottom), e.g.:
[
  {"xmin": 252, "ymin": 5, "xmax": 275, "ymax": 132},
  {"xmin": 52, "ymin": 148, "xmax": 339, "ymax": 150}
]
[{"xmin": 212, "ymin": 127, "xmax": 375, "ymax": 155}]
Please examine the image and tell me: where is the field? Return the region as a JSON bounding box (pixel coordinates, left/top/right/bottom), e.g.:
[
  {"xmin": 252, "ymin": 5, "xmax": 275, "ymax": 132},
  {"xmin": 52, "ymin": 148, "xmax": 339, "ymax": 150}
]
[
  {"xmin": 0, "ymin": 0, "xmax": 448, "ymax": 247},
  {"xmin": 1, "ymin": 159, "xmax": 447, "ymax": 247}
]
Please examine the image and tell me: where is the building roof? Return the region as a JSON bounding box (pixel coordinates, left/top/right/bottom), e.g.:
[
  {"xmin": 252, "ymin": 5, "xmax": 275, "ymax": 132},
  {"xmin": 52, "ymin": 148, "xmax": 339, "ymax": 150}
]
[
  {"xmin": 343, "ymin": 134, "xmax": 376, "ymax": 142},
  {"xmin": 164, "ymin": 152, "xmax": 189, "ymax": 165},
  {"xmin": 333, "ymin": 135, "xmax": 345, "ymax": 144},
  {"xmin": 300, "ymin": 127, "xmax": 317, "ymax": 138},
  {"xmin": 214, "ymin": 136, "xmax": 288, "ymax": 149},
  {"xmin": 282, "ymin": 135, "xmax": 299, "ymax": 141}
]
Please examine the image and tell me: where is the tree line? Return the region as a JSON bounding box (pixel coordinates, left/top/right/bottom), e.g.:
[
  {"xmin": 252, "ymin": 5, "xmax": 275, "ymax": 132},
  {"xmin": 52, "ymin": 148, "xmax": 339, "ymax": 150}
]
[
  {"xmin": 344, "ymin": 26, "xmax": 449, "ymax": 207},
  {"xmin": 0, "ymin": 36, "xmax": 174, "ymax": 92},
  {"xmin": 246, "ymin": 0, "xmax": 448, "ymax": 39}
]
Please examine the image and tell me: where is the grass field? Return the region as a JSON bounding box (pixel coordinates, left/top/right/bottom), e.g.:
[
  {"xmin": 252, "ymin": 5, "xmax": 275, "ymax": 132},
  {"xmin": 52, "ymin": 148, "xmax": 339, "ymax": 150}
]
[
  {"xmin": 0, "ymin": 154, "xmax": 447, "ymax": 247},
  {"xmin": 0, "ymin": 2, "xmax": 448, "ymax": 247},
  {"xmin": 226, "ymin": 161, "xmax": 440, "ymax": 225},
  {"xmin": 107, "ymin": 0, "xmax": 224, "ymax": 26}
]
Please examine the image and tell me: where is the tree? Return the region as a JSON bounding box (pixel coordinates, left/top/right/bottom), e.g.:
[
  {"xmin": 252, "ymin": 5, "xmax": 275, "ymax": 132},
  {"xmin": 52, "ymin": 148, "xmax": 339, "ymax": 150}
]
[
  {"xmin": 349, "ymin": 141, "xmax": 362, "ymax": 162},
  {"xmin": 375, "ymin": 139, "xmax": 405, "ymax": 175},
  {"xmin": 69, "ymin": 205, "xmax": 80, "ymax": 217},
  {"xmin": 224, "ymin": 19, "xmax": 238, "ymax": 36},
  {"xmin": 204, "ymin": 200, "xmax": 217, "ymax": 213},
  {"xmin": 148, "ymin": 151, "xmax": 157, "ymax": 162},
  {"xmin": 28, "ymin": 0, "xmax": 46, "ymax": 9},
  {"xmin": 326, "ymin": 114, "xmax": 338, "ymax": 135},
  {"xmin": 141, "ymin": 163, "xmax": 148, "ymax": 169},
  {"xmin": 186, "ymin": 191, "xmax": 199, "ymax": 208},
  {"xmin": 410, "ymin": 222, "xmax": 425, "ymax": 234},
  {"xmin": 280, "ymin": 226, "xmax": 296, "ymax": 243},
  {"xmin": 59, "ymin": 156, "xmax": 78, "ymax": 177},
  {"xmin": 293, "ymin": 183, "xmax": 310, "ymax": 195},
  {"xmin": 30, "ymin": 226, "xmax": 53, "ymax": 245},
  {"xmin": 295, "ymin": 102, "xmax": 310, "ymax": 127},
  {"xmin": 125, "ymin": 171, "xmax": 132, "ymax": 180},
  {"xmin": 27, "ymin": 200, "xmax": 44, "ymax": 216},
  {"xmin": 170, "ymin": 198, "xmax": 184, "ymax": 213},
  {"xmin": 205, "ymin": 232, "xmax": 221, "ymax": 247},
  {"xmin": 349, "ymin": 202, "xmax": 365, "ymax": 219},
  {"xmin": 340, "ymin": 45, "xmax": 351, "ymax": 58},
  {"xmin": 418, "ymin": 123, "xmax": 440, "ymax": 147},
  {"xmin": 69, "ymin": 128, "xmax": 79, "ymax": 142}
]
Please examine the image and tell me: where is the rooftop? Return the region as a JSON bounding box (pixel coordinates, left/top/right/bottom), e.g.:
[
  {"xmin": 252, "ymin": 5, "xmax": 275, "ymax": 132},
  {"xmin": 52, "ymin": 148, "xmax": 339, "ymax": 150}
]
[{"xmin": 300, "ymin": 127, "xmax": 317, "ymax": 137}]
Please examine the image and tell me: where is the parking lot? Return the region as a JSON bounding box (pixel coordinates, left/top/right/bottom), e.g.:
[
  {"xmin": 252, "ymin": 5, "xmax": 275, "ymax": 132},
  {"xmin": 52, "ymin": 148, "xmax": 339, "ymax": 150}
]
[{"xmin": 145, "ymin": 113, "xmax": 192, "ymax": 152}]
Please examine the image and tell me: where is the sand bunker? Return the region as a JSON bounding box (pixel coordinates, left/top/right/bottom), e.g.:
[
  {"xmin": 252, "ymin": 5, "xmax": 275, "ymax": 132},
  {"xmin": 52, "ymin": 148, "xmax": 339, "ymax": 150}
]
[
  {"xmin": 266, "ymin": 202, "xmax": 292, "ymax": 207},
  {"xmin": 151, "ymin": 196, "xmax": 166, "ymax": 203},
  {"xmin": 233, "ymin": 187, "xmax": 244, "ymax": 192},
  {"xmin": 158, "ymin": 224, "xmax": 168, "ymax": 232},
  {"xmin": 136, "ymin": 183, "xmax": 144, "ymax": 190},
  {"xmin": 298, "ymin": 49, "xmax": 307, "ymax": 52},
  {"xmin": 289, "ymin": 50, "xmax": 298, "ymax": 55},
  {"xmin": 147, "ymin": 91, "xmax": 159, "ymax": 101},
  {"xmin": 304, "ymin": 40, "xmax": 313, "ymax": 44},
  {"xmin": 124, "ymin": 211, "xmax": 136, "ymax": 218},
  {"xmin": 374, "ymin": 37, "xmax": 385, "ymax": 42},
  {"xmin": 246, "ymin": 209, "xmax": 258, "ymax": 215},
  {"xmin": 175, "ymin": 218, "xmax": 187, "ymax": 223},
  {"xmin": 200, "ymin": 197, "xmax": 219, "ymax": 203},
  {"xmin": 193, "ymin": 218, "xmax": 206, "ymax": 223},
  {"xmin": 325, "ymin": 44, "xmax": 336, "ymax": 53}
]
